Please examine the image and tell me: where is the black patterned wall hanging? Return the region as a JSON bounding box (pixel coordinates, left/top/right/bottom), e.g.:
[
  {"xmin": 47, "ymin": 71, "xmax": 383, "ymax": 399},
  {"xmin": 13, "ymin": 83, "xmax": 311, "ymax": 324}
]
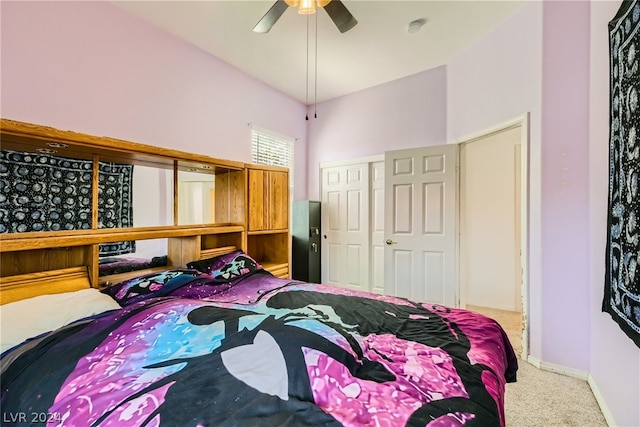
[
  {"xmin": 0, "ymin": 149, "xmax": 135, "ymax": 256},
  {"xmin": 604, "ymin": 0, "xmax": 640, "ymax": 348},
  {"xmin": 97, "ymin": 161, "xmax": 135, "ymax": 256}
]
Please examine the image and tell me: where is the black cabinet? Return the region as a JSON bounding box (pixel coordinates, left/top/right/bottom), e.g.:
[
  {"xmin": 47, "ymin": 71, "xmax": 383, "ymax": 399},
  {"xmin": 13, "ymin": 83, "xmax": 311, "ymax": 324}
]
[{"xmin": 292, "ymin": 200, "xmax": 321, "ymax": 283}]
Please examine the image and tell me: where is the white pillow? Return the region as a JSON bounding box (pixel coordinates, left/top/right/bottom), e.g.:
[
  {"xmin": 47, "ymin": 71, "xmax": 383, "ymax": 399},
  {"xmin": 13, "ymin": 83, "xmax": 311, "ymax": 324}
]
[{"xmin": 1, "ymin": 288, "xmax": 121, "ymax": 354}]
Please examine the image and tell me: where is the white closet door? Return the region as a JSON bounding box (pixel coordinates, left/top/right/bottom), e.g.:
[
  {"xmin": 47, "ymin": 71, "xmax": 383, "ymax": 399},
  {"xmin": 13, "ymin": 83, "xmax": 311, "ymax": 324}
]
[{"xmin": 320, "ymin": 163, "xmax": 369, "ymax": 291}]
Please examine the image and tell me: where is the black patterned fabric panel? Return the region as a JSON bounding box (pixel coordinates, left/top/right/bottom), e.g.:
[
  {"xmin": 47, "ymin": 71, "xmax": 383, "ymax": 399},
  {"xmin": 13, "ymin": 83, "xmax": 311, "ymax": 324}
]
[
  {"xmin": 0, "ymin": 149, "xmax": 134, "ymax": 256},
  {"xmin": 604, "ymin": 0, "xmax": 640, "ymax": 348}
]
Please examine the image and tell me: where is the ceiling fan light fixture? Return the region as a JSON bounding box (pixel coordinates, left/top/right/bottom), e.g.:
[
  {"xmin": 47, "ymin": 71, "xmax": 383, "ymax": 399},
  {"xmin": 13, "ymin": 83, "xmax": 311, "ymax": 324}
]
[
  {"xmin": 298, "ymin": 0, "xmax": 316, "ymax": 15},
  {"xmin": 253, "ymin": 0, "xmax": 354, "ymax": 34}
]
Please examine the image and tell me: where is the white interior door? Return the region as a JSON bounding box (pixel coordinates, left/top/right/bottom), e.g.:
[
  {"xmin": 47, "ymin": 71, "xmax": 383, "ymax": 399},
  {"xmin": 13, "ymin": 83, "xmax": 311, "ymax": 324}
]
[
  {"xmin": 384, "ymin": 145, "xmax": 459, "ymax": 306},
  {"xmin": 320, "ymin": 163, "xmax": 369, "ymax": 291},
  {"xmin": 370, "ymin": 161, "xmax": 385, "ymax": 295}
]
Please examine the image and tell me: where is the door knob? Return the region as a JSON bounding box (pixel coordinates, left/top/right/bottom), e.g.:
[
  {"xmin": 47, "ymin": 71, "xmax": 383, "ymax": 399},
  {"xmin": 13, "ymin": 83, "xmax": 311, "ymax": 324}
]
[{"xmin": 385, "ymin": 239, "xmax": 397, "ymax": 245}]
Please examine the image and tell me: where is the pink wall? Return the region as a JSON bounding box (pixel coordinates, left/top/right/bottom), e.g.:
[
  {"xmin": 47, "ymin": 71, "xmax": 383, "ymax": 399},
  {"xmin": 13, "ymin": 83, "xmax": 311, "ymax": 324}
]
[
  {"xmin": 0, "ymin": 1, "xmax": 308, "ymax": 200},
  {"xmin": 306, "ymin": 66, "xmax": 447, "ymax": 199},
  {"xmin": 589, "ymin": 1, "xmax": 640, "ymax": 425}
]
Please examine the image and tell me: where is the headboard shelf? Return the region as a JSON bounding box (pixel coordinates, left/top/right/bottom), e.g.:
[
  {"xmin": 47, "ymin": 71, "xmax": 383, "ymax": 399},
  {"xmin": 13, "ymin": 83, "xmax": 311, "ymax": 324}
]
[
  {"xmin": 1, "ymin": 246, "xmax": 94, "ymax": 277},
  {"xmin": 0, "ymin": 225, "xmax": 245, "ymax": 252},
  {"xmin": 200, "ymin": 245, "xmax": 238, "ymax": 260}
]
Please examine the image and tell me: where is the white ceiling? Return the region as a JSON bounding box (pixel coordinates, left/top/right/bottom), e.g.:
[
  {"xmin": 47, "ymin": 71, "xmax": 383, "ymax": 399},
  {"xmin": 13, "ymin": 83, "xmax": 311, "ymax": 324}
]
[{"xmin": 114, "ymin": 0, "xmax": 527, "ymax": 104}]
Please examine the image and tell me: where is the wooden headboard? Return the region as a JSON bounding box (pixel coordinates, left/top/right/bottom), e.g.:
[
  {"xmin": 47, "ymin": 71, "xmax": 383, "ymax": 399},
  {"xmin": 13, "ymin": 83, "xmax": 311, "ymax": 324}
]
[
  {"xmin": 0, "ymin": 267, "xmax": 91, "ymax": 305},
  {"xmin": 0, "ymin": 118, "xmax": 290, "ymax": 303}
]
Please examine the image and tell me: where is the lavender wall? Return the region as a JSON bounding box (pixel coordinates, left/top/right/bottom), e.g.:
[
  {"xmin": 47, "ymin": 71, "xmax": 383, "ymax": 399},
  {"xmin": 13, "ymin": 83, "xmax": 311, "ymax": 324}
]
[
  {"xmin": 306, "ymin": 67, "xmax": 447, "ymax": 199},
  {"xmin": 589, "ymin": 1, "xmax": 640, "ymax": 425},
  {"xmin": 0, "ymin": 1, "xmax": 308, "ymax": 200},
  {"xmin": 447, "ymin": 1, "xmax": 544, "ymax": 358},
  {"xmin": 540, "ymin": 0, "xmax": 591, "ymax": 371}
]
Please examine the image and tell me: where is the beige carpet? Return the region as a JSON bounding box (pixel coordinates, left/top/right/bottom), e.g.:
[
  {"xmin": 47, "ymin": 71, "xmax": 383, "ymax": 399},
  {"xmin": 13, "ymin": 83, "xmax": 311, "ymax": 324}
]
[{"xmin": 468, "ymin": 305, "xmax": 607, "ymax": 427}]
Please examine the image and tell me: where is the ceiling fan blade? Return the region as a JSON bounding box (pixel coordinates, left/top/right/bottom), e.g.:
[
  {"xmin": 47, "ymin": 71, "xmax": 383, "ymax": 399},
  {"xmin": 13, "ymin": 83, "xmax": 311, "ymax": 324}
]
[
  {"xmin": 253, "ymin": 0, "xmax": 289, "ymax": 33},
  {"xmin": 323, "ymin": 0, "xmax": 357, "ymax": 33}
]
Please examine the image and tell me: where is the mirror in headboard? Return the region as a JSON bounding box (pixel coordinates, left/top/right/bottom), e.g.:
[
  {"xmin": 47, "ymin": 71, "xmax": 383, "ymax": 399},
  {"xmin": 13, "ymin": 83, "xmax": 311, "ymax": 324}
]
[
  {"xmin": 176, "ymin": 160, "xmax": 245, "ymax": 226},
  {"xmin": 1, "ymin": 119, "xmax": 178, "ymax": 234},
  {"xmin": 0, "ymin": 118, "xmax": 247, "ymax": 285},
  {"xmin": 0, "ymin": 118, "xmax": 245, "ymax": 230}
]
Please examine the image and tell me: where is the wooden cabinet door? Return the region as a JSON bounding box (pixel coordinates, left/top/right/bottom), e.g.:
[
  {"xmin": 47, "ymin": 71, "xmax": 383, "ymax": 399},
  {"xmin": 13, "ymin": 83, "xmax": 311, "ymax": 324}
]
[
  {"xmin": 268, "ymin": 171, "xmax": 289, "ymax": 230},
  {"xmin": 248, "ymin": 168, "xmax": 289, "ymax": 231},
  {"xmin": 248, "ymin": 169, "xmax": 266, "ymax": 231}
]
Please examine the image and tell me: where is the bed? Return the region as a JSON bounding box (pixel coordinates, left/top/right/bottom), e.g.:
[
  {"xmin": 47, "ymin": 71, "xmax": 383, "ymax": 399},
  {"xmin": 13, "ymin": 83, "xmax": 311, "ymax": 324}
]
[
  {"xmin": 1, "ymin": 250, "xmax": 517, "ymax": 427},
  {"xmin": 0, "ymin": 119, "xmax": 517, "ymax": 426}
]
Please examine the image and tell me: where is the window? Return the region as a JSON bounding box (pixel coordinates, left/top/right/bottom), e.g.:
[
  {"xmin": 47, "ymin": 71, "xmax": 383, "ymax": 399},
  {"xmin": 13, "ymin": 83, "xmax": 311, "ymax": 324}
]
[
  {"xmin": 251, "ymin": 128, "xmax": 294, "ymax": 169},
  {"xmin": 251, "ymin": 127, "xmax": 295, "ymax": 199}
]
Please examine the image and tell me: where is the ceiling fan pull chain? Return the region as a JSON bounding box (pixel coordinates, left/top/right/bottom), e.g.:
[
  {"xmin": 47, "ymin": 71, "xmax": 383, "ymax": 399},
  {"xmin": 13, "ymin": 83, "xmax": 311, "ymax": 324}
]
[
  {"xmin": 305, "ymin": 13, "xmax": 310, "ymax": 120},
  {"xmin": 314, "ymin": 10, "xmax": 318, "ymax": 119}
]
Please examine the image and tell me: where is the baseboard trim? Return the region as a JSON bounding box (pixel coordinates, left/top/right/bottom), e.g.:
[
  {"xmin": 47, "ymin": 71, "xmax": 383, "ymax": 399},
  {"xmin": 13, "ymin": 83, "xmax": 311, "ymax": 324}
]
[
  {"xmin": 525, "ymin": 356, "xmax": 614, "ymax": 426},
  {"xmin": 525, "ymin": 355, "xmax": 589, "ymax": 380},
  {"xmin": 587, "ymin": 374, "xmax": 616, "ymax": 427}
]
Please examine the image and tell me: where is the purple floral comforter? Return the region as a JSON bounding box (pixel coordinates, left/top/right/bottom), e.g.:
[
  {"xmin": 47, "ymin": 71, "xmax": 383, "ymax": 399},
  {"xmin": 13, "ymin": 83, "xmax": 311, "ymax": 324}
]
[{"xmin": 1, "ymin": 271, "xmax": 517, "ymax": 426}]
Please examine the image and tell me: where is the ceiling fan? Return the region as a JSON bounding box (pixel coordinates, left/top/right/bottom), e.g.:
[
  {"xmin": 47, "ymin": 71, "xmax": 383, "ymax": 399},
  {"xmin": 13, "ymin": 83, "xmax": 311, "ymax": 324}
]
[{"xmin": 253, "ymin": 0, "xmax": 358, "ymax": 34}]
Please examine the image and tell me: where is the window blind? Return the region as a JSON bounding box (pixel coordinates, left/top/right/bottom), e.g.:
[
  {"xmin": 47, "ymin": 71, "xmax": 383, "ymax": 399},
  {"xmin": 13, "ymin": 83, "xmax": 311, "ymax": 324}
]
[
  {"xmin": 251, "ymin": 128, "xmax": 294, "ymax": 190},
  {"xmin": 251, "ymin": 130, "xmax": 294, "ymax": 170}
]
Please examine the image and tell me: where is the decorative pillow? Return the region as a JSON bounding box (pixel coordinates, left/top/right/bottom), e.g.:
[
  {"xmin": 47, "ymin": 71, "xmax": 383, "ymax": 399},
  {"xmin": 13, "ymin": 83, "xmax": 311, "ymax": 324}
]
[
  {"xmin": 187, "ymin": 250, "xmax": 262, "ymax": 282},
  {"xmin": 102, "ymin": 269, "xmax": 211, "ymax": 306}
]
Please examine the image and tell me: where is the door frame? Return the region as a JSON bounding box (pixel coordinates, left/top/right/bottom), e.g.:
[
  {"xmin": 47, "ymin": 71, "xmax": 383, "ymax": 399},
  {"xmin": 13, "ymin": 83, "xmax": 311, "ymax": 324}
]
[{"xmin": 454, "ymin": 113, "xmax": 530, "ymax": 359}]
